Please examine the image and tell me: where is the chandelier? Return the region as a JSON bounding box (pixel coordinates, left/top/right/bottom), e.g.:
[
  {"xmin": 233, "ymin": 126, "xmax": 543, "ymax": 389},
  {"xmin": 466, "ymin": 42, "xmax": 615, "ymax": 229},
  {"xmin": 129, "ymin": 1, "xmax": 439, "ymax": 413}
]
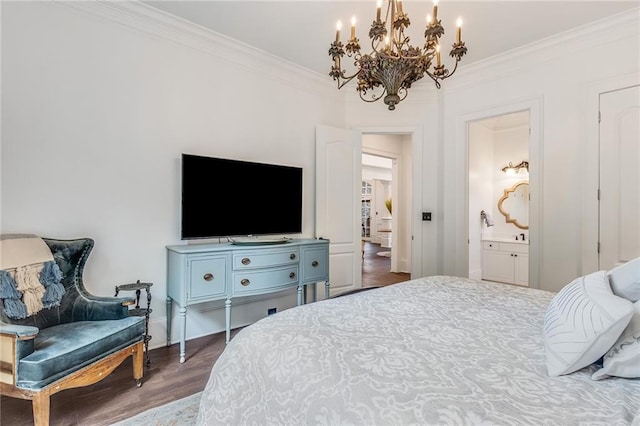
[{"xmin": 329, "ymin": 0, "xmax": 468, "ymax": 110}]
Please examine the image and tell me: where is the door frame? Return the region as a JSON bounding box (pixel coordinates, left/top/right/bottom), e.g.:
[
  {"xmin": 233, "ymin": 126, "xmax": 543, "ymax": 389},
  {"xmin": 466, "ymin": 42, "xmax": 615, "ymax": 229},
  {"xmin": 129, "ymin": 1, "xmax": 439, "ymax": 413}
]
[
  {"xmin": 458, "ymin": 97, "xmax": 543, "ymax": 289},
  {"xmin": 584, "ymin": 72, "xmax": 640, "ymax": 273},
  {"xmin": 357, "ymin": 126, "xmax": 423, "ymax": 278}
]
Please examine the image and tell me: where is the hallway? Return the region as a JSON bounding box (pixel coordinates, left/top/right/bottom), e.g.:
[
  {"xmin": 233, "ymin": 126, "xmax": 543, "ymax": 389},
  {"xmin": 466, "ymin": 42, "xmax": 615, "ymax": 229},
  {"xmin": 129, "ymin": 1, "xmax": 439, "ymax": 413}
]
[{"xmin": 362, "ymin": 241, "xmax": 410, "ymax": 287}]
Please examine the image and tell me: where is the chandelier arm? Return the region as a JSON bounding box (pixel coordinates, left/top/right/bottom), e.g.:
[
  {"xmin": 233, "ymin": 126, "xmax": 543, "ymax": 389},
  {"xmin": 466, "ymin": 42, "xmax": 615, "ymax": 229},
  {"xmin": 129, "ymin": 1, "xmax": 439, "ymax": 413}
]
[
  {"xmin": 371, "ymin": 37, "xmax": 384, "ymax": 57},
  {"xmin": 443, "ymin": 59, "xmax": 460, "ymax": 79},
  {"xmin": 425, "ymin": 71, "xmax": 442, "ymax": 89},
  {"xmin": 336, "ymin": 71, "xmax": 361, "ymax": 89},
  {"xmin": 359, "ymin": 88, "xmax": 387, "ymax": 103},
  {"xmin": 398, "ymin": 88, "xmax": 409, "ymax": 102}
]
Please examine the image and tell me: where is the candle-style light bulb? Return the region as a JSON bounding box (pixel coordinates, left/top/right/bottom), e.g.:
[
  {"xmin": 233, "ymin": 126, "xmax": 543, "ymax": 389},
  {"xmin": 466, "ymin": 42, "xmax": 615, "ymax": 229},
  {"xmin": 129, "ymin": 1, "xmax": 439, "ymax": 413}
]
[
  {"xmin": 376, "ymin": 0, "xmax": 382, "ymax": 21},
  {"xmin": 426, "ymin": 14, "xmax": 432, "ymax": 25},
  {"xmin": 456, "ymin": 17, "xmax": 463, "ymax": 43},
  {"xmin": 351, "ymin": 16, "xmax": 356, "ymax": 39},
  {"xmin": 433, "ymin": 0, "xmax": 439, "ymax": 21},
  {"xmin": 336, "ymin": 20, "xmax": 342, "ymax": 42}
]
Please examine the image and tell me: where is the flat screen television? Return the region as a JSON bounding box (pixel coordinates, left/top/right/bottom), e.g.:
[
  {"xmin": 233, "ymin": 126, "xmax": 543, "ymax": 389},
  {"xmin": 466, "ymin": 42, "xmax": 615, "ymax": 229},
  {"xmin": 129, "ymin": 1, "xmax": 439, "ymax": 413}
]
[{"xmin": 181, "ymin": 153, "xmax": 303, "ymax": 240}]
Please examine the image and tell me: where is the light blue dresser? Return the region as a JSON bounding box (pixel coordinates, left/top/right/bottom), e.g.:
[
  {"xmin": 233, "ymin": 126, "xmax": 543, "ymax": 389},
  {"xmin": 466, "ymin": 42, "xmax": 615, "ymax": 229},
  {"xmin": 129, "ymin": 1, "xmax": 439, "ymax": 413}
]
[{"xmin": 166, "ymin": 238, "xmax": 329, "ymax": 363}]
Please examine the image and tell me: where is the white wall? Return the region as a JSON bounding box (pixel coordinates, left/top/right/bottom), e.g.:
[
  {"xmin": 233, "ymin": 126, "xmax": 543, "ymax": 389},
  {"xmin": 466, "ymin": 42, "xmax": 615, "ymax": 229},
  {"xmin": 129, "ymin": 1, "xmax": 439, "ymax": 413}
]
[
  {"xmin": 1, "ymin": 1, "xmax": 344, "ymax": 348},
  {"xmin": 468, "ymin": 123, "xmax": 494, "ymax": 279},
  {"xmin": 442, "ymin": 9, "xmax": 639, "ymax": 292}
]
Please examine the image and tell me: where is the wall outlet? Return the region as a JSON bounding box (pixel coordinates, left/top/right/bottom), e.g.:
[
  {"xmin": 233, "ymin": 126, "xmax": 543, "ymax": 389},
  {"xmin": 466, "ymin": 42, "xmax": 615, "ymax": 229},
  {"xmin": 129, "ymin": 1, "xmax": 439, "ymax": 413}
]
[
  {"xmin": 422, "ymin": 212, "xmax": 432, "ymax": 221},
  {"xmin": 267, "ymin": 308, "xmax": 277, "ymax": 316}
]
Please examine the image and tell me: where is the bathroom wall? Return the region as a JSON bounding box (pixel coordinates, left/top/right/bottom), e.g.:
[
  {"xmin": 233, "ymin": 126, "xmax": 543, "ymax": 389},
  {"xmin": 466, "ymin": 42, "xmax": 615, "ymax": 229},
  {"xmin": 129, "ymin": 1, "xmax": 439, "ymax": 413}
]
[{"xmin": 491, "ymin": 126, "xmax": 530, "ymax": 239}]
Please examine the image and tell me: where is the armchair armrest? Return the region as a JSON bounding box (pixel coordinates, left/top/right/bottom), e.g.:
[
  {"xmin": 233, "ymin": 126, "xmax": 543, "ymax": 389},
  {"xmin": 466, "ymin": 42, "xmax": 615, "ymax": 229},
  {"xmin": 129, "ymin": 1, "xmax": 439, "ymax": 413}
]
[
  {"xmin": 72, "ymin": 294, "xmax": 136, "ymax": 322},
  {"xmin": 0, "ymin": 323, "xmax": 39, "ymax": 340},
  {"xmin": 0, "ymin": 324, "xmax": 38, "ymax": 379}
]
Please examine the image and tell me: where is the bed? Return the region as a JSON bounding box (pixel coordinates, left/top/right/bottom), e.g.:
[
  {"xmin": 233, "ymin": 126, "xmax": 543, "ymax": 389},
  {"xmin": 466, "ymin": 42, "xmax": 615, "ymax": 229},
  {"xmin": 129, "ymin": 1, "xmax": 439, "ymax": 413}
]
[{"xmin": 196, "ymin": 276, "xmax": 640, "ymax": 425}]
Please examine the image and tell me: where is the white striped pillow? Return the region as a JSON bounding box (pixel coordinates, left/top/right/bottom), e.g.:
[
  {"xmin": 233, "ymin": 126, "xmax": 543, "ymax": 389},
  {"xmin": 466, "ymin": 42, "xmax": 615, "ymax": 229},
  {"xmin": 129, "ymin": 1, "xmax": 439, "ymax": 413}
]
[
  {"xmin": 543, "ymin": 270, "xmax": 634, "ymax": 377},
  {"xmin": 592, "ymin": 300, "xmax": 640, "ymax": 380},
  {"xmin": 607, "ymin": 257, "xmax": 640, "ymax": 302}
]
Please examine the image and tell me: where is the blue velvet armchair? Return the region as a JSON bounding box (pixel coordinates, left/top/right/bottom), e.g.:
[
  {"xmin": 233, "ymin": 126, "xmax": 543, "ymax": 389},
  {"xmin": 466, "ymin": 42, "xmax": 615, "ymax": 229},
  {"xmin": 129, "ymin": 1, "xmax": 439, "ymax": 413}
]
[{"xmin": 0, "ymin": 238, "xmax": 145, "ymax": 426}]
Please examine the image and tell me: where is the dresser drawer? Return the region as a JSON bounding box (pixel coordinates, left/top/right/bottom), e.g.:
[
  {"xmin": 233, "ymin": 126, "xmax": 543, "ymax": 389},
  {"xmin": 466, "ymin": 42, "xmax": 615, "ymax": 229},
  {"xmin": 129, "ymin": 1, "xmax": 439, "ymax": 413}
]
[
  {"xmin": 232, "ymin": 265, "xmax": 299, "ymax": 296},
  {"xmin": 233, "ymin": 248, "xmax": 300, "ymax": 270},
  {"xmin": 188, "ymin": 256, "xmax": 228, "ymax": 300}
]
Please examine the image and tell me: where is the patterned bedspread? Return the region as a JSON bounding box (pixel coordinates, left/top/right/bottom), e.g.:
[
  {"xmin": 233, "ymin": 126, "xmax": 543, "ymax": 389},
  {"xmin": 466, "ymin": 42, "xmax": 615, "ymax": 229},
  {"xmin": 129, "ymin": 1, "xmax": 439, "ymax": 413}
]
[{"xmin": 196, "ymin": 276, "xmax": 640, "ymax": 425}]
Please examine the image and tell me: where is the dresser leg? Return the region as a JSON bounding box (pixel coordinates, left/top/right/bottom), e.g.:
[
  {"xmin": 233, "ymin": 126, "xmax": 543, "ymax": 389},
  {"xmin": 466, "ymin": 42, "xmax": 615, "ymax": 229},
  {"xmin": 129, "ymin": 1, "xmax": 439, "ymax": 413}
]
[
  {"xmin": 225, "ymin": 298, "xmax": 231, "ymax": 344},
  {"xmin": 297, "ymin": 285, "xmax": 303, "ymax": 306},
  {"xmin": 179, "ymin": 306, "xmax": 187, "ymax": 363},
  {"xmin": 324, "ymin": 280, "xmax": 330, "ymax": 299},
  {"xmin": 166, "ymin": 297, "xmax": 172, "ymax": 347}
]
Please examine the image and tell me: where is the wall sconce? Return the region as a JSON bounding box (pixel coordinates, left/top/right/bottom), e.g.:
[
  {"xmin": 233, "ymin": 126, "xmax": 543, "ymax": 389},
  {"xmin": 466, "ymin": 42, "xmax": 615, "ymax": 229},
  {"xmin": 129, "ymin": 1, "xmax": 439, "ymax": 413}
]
[{"xmin": 502, "ymin": 160, "xmax": 529, "ymax": 176}]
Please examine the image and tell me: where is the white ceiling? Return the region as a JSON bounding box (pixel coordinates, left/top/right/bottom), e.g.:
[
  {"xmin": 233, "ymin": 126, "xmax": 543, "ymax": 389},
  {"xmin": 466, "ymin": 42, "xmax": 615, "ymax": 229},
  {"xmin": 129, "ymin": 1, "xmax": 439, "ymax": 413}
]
[{"xmin": 143, "ymin": 1, "xmax": 639, "ymax": 76}]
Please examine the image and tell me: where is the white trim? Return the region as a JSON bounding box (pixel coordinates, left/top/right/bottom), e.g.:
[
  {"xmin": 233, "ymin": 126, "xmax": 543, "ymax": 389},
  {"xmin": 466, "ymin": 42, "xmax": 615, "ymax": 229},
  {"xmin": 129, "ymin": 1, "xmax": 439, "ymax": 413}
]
[
  {"xmin": 447, "ymin": 8, "xmax": 639, "ymax": 93},
  {"xmin": 58, "ymin": 0, "xmax": 336, "ymax": 96}
]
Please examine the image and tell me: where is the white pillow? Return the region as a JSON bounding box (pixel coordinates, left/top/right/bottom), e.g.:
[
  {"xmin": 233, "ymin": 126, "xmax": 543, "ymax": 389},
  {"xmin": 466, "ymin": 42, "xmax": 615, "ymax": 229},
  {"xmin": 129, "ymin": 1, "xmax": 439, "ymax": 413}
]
[
  {"xmin": 592, "ymin": 300, "xmax": 640, "ymax": 380},
  {"xmin": 607, "ymin": 257, "xmax": 640, "ymax": 302},
  {"xmin": 543, "ymin": 270, "xmax": 634, "ymax": 377}
]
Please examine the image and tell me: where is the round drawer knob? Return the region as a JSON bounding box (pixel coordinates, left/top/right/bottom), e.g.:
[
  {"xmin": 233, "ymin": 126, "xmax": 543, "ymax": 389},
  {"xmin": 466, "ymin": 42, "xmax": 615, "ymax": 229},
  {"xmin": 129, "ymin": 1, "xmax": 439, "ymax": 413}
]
[
  {"xmin": 203, "ymin": 273, "xmax": 214, "ymax": 281},
  {"xmin": 241, "ymin": 278, "xmax": 250, "ymax": 286},
  {"xmin": 290, "ymin": 253, "xmax": 296, "ymax": 260},
  {"xmin": 312, "ymin": 260, "xmax": 319, "ymax": 267},
  {"xmin": 289, "ymin": 272, "xmax": 296, "ymax": 279},
  {"xmin": 241, "ymin": 257, "xmax": 251, "ymax": 265}
]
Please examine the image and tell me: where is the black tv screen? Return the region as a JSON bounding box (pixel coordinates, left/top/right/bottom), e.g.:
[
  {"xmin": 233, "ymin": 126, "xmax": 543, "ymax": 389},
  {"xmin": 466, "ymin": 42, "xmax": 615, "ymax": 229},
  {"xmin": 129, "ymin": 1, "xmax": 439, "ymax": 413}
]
[{"xmin": 181, "ymin": 154, "xmax": 303, "ymax": 240}]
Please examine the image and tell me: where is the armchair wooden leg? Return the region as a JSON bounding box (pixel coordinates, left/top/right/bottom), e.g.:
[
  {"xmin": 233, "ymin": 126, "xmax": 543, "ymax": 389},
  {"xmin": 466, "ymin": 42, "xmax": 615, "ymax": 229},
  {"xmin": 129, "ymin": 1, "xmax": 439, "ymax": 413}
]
[
  {"xmin": 32, "ymin": 392, "xmax": 50, "ymax": 426},
  {"xmin": 132, "ymin": 341, "xmax": 144, "ymax": 387}
]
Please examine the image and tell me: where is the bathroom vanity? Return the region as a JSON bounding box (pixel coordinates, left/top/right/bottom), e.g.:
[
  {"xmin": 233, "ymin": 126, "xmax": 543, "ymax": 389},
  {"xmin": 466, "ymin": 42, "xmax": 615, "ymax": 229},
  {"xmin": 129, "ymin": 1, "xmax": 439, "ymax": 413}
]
[{"xmin": 481, "ymin": 238, "xmax": 529, "ymax": 286}]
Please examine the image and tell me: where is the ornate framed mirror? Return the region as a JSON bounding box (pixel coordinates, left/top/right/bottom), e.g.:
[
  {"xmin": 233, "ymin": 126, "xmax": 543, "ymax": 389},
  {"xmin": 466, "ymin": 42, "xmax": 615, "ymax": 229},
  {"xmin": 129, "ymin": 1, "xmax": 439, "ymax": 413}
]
[{"xmin": 498, "ymin": 181, "xmax": 529, "ymax": 229}]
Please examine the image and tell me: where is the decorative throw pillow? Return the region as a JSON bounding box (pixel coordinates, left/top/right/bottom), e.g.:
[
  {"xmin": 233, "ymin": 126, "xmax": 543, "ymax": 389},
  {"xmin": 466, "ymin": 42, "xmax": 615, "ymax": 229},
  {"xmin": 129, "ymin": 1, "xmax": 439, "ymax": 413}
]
[
  {"xmin": 592, "ymin": 300, "xmax": 640, "ymax": 380},
  {"xmin": 543, "ymin": 270, "xmax": 634, "ymax": 377},
  {"xmin": 607, "ymin": 257, "xmax": 640, "ymax": 302}
]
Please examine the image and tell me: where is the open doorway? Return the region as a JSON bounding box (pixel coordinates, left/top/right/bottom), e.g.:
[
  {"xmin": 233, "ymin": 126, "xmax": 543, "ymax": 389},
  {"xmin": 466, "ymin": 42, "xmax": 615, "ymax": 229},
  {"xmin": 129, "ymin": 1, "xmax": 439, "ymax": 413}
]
[
  {"xmin": 467, "ymin": 111, "xmax": 531, "ymax": 287},
  {"xmin": 361, "ymin": 134, "xmax": 412, "ymax": 287}
]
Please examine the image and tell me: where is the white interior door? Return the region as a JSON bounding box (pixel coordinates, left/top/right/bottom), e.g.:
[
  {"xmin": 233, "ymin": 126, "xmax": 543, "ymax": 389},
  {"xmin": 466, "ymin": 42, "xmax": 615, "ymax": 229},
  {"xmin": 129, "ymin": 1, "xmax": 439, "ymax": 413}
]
[
  {"xmin": 316, "ymin": 124, "xmax": 362, "ymax": 296},
  {"xmin": 599, "ymin": 85, "xmax": 640, "ymax": 269}
]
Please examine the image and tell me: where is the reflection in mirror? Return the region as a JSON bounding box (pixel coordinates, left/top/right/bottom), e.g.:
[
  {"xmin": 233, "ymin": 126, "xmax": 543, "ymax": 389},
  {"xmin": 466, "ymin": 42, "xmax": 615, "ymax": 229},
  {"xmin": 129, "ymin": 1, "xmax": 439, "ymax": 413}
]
[{"xmin": 498, "ymin": 181, "xmax": 529, "ymax": 229}]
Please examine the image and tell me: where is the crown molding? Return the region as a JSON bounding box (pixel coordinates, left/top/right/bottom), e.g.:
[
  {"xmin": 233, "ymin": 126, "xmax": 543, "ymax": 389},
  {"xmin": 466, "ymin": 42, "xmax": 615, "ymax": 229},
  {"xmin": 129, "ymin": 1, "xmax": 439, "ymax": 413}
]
[
  {"xmin": 444, "ymin": 7, "xmax": 640, "ymax": 93},
  {"xmin": 58, "ymin": 0, "xmax": 336, "ymax": 96}
]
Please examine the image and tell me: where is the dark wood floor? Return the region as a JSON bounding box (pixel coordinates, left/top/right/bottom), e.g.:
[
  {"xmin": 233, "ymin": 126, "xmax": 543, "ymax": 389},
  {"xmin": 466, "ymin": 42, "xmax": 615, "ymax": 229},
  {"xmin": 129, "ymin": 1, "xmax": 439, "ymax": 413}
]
[
  {"xmin": 0, "ymin": 242, "xmax": 409, "ymax": 425},
  {"xmin": 362, "ymin": 241, "xmax": 411, "ymax": 287}
]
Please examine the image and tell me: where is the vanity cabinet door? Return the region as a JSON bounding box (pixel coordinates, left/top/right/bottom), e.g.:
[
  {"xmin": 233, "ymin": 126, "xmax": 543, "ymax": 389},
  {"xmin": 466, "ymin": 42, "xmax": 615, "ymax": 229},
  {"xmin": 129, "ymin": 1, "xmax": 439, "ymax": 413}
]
[
  {"xmin": 514, "ymin": 254, "xmax": 529, "ymax": 286},
  {"xmin": 482, "ymin": 249, "xmax": 514, "ymax": 283}
]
